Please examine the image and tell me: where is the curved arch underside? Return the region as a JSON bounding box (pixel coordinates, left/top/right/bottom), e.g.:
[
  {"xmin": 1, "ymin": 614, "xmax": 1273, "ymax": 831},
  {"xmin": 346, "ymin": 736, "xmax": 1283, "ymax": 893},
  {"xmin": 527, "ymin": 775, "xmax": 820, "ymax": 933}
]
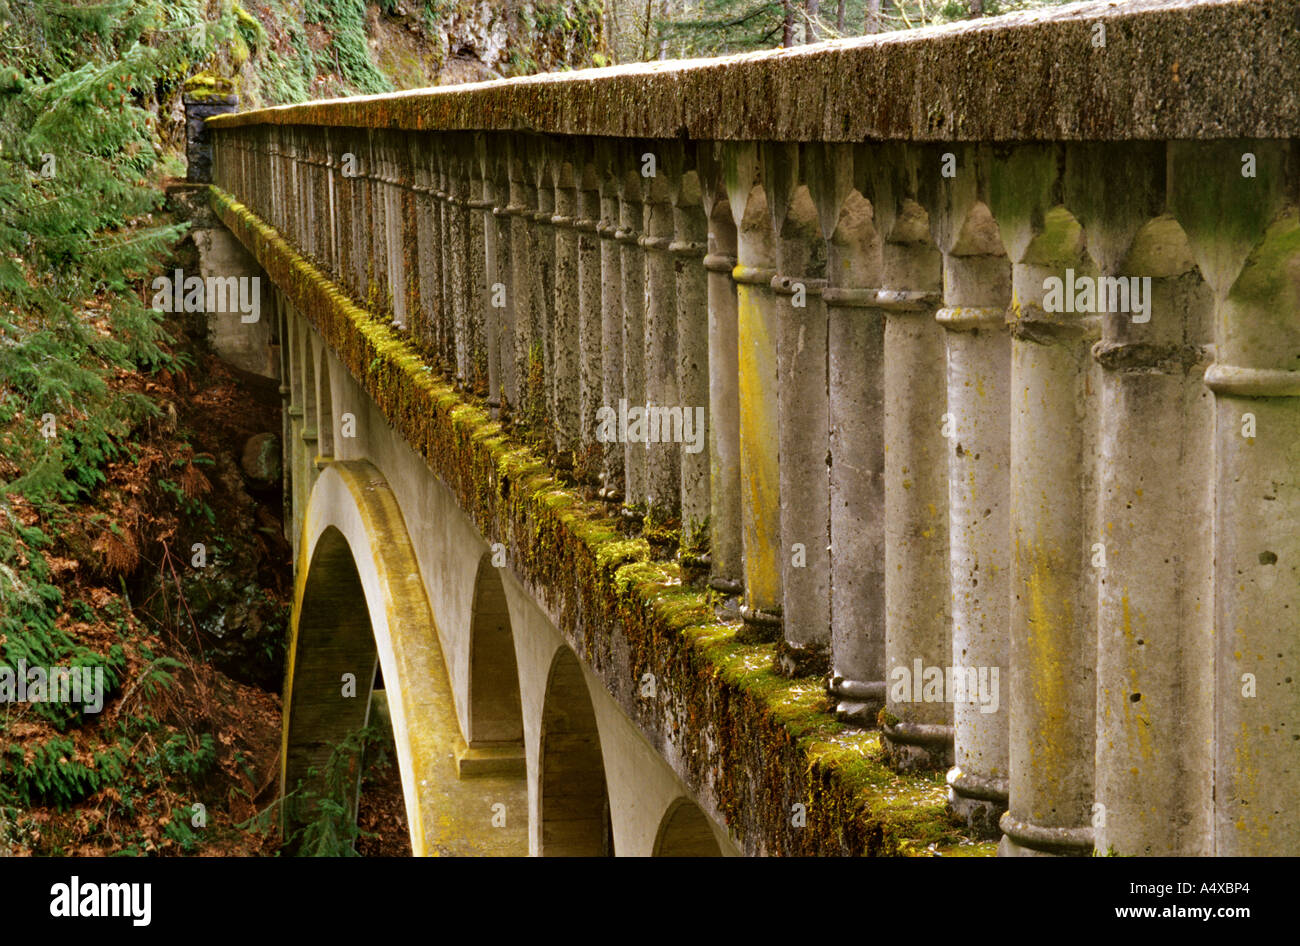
[
  {"xmin": 283, "ymin": 460, "xmax": 525, "ymax": 856},
  {"xmin": 654, "ymin": 798, "xmax": 723, "ymax": 857},
  {"xmin": 540, "ymin": 647, "xmax": 612, "ymax": 856}
]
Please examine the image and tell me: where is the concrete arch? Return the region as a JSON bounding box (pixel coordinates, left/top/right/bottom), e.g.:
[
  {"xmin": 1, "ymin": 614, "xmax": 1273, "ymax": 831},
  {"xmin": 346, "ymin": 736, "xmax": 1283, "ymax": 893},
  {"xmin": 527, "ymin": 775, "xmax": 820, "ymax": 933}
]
[
  {"xmin": 539, "ymin": 646, "xmax": 612, "ymax": 856},
  {"xmin": 653, "ymin": 798, "xmax": 723, "ymax": 857},
  {"xmin": 282, "ymin": 460, "xmax": 464, "ymax": 856},
  {"xmin": 467, "ymin": 551, "xmax": 524, "ymax": 748}
]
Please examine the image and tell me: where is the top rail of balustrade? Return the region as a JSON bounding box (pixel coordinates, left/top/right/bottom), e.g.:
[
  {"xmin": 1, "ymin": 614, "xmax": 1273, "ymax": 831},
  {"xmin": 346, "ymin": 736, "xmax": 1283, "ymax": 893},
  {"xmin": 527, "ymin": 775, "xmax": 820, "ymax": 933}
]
[{"xmin": 206, "ymin": 0, "xmax": 1300, "ymax": 143}]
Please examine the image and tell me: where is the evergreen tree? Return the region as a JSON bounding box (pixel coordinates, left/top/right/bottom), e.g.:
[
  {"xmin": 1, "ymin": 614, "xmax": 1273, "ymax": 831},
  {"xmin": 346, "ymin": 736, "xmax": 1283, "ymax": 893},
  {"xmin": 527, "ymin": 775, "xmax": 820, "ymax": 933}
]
[
  {"xmin": 0, "ymin": 0, "xmax": 216, "ymax": 709},
  {"xmin": 0, "ymin": 0, "xmax": 216, "ymax": 502}
]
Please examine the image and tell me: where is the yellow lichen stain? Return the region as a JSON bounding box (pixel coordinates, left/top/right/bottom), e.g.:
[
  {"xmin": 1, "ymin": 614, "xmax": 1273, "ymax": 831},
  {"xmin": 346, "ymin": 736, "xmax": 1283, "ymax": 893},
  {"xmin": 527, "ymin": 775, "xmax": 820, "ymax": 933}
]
[
  {"xmin": 1023, "ymin": 538, "xmax": 1072, "ymax": 797},
  {"xmin": 736, "ymin": 284, "xmax": 780, "ymax": 608}
]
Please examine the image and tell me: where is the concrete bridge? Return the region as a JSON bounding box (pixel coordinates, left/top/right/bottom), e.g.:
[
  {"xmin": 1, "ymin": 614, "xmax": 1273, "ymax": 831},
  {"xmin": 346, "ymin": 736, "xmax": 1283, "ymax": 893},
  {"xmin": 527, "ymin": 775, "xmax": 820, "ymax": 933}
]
[{"xmin": 200, "ymin": 0, "xmax": 1299, "ymax": 856}]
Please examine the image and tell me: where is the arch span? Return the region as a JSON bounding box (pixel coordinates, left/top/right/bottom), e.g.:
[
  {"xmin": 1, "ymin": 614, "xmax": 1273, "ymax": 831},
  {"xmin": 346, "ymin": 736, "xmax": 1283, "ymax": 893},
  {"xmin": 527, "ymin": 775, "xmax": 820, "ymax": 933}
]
[
  {"xmin": 282, "ymin": 460, "xmax": 466, "ymax": 856},
  {"xmin": 653, "ymin": 798, "xmax": 723, "ymax": 857},
  {"xmin": 467, "ymin": 551, "xmax": 524, "ymax": 747},
  {"xmin": 539, "ymin": 646, "xmax": 612, "ymax": 856}
]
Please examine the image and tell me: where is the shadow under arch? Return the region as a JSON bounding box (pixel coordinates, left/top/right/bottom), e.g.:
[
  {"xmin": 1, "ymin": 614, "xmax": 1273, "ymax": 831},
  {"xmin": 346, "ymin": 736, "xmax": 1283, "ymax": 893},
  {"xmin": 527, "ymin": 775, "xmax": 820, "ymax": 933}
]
[
  {"xmin": 653, "ymin": 797, "xmax": 723, "ymax": 857},
  {"xmin": 539, "ymin": 646, "xmax": 613, "ymax": 856},
  {"xmin": 282, "ymin": 460, "xmax": 460, "ymax": 856},
  {"xmin": 467, "ymin": 551, "xmax": 523, "ymax": 748}
]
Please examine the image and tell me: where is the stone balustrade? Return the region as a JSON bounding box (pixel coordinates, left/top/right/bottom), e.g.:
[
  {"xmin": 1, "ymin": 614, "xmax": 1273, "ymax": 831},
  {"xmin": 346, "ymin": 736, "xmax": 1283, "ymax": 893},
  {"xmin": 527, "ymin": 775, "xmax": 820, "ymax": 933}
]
[{"xmin": 210, "ymin": 0, "xmax": 1300, "ymax": 856}]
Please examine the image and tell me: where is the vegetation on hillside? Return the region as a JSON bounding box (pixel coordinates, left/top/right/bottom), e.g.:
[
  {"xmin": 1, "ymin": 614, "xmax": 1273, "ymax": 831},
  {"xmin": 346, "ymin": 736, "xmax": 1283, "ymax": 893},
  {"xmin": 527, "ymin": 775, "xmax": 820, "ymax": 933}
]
[{"xmin": 0, "ymin": 0, "xmax": 288, "ymax": 855}]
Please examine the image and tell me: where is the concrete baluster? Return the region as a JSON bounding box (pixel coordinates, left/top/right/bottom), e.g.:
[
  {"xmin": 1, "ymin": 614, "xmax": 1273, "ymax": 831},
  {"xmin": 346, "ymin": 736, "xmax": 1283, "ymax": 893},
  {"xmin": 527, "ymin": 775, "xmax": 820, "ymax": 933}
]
[
  {"xmin": 324, "ymin": 128, "xmax": 338, "ymax": 277},
  {"xmin": 1062, "ymin": 145, "xmax": 1217, "ymax": 856},
  {"xmin": 488, "ymin": 142, "xmax": 518, "ymax": 414},
  {"xmin": 697, "ymin": 146, "xmax": 743, "ymax": 607},
  {"xmin": 506, "ymin": 139, "xmax": 537, "ymax": 430},
  {"xmin": 435, "ymin": 147, "xmax": 454, "ymax": 369},
  {"xmin": 990, "ymin": 145, "xmax": 1099, "ymax": 856},
  {"xmin": 874, "ymin": 147, "xmax": 951, "ymax": 772},
  {"xmin": 722, "ymin": 143, "xmax": 782, "ymax": 641},
  {"xmin": 529, "ymin": 143, "xmax": 557, "ymax": 441},
  {"xmin": 767, "ymin": 143, "xmax": 831, "ymax": 676},
  {"xmin": 387, "ymin": 132, "xmax": 410, "ymax": 330},
  {"xmin": 575, "ymin": 154, "xmax": 604, "ymax": 484},
  {"xmin": 616, "ymin": 157, "xmax": 647, "ymax": 516},
  {"xmin": 464, "ymin": 142, "xmax": 489, "ymax": 390},
  {"xmin": 475, "ymin": 134, "xmax": 502, "ymax": 407},
  {"xmin": 399, "ymin": 133, "xmax": 422, "ymax": 335},
  {"xmin": 1171, "ymin": 140, "xmax": 1300, "ymax": 856},
  {"xmin": 924, "ymin": 145, "xmax": 1012, "ymax": 832},
  {"xmin": 818, "ymin": 145, "xmax": 887, "ymax": 721},
  {"xmin": 411, "ymin": 135, "xmax": 438, "ymax": 347},
  {"xmin": 449, "ymin": 146, "xmax": 473, "ymax": 378},
  {"xmin": 368, "ymin": 129, "xmax": 390, "ymax": 313},
  {"xmin": 668, "ymin": 156, "xmax": 711, "ymax": 553},
  {"xmin": 550, "ymin": 152, "xmax": 581, "ymax": 469},
  {"xmin": 596, "ymin": 143, "xmax": 625, "ymax": 503},
  {"xmin": 641, "ymin": 151, "xmax": 682, "ymax": 522}
]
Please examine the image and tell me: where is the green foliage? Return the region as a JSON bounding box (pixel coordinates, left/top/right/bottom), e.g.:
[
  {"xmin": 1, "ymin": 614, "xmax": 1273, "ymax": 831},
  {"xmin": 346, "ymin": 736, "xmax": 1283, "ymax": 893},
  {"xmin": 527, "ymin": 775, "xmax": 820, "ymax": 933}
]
[
  {"xmin": 0, "ymin": 1, "xmax": 221, "ymax": 838},
  {"xmin": 0, "ymin": 0, "xmax": 202, "ymax": 746},
  {"xmin": 0, "ymin": 737, "xmax": 128, "ymax": 810},
  {"xmin": 283, "ymin": 724, "xmax": 389, "ymax": 857},
  {"xmin": 303, "ymin": 0, "xmax": 395, "ymax": 96}
]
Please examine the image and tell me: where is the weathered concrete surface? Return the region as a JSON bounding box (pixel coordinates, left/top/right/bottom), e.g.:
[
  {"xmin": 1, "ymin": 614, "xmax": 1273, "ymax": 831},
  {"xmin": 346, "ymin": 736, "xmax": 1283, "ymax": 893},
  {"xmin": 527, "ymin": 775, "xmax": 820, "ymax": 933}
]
[{"xmin": 209, "ymin": 0, "xmax": 1300, "ymax": 142}]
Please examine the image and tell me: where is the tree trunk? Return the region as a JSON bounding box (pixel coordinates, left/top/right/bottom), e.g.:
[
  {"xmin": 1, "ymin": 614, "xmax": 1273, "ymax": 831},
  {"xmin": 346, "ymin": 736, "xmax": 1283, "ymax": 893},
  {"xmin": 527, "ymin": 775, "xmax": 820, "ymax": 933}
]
[
  {"xmin": 865, "ymin": 0, "xmax": 881, "ymax": 33},
  {"xmin": 783, "ymin": 0, "xmax": 794, "ymax": 46},
  {"xmin": 658, "ymin": 0, "xmax": 670, "ymax": 59},
  {"xmin": 807, "ymin": 0, "xmax": 820, "ymax": 41},
  {"xmin": 837, "ymin": 0, "xmax": 846, "ymax": 31},
  {"xmin": 641, "ymin": 0, "xmax": 653, "ymax": 60},
  {"xmin": 970, "ymin": 0, "xmax": 984, "ymax": 16}
]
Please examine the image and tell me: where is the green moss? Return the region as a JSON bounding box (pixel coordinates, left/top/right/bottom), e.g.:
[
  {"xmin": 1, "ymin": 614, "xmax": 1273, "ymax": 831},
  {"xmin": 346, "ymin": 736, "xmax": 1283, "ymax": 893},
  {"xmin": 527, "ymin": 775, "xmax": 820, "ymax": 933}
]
[{"xmin": 184, "ymin": 70, "xmax": 237, "ymax": 100}]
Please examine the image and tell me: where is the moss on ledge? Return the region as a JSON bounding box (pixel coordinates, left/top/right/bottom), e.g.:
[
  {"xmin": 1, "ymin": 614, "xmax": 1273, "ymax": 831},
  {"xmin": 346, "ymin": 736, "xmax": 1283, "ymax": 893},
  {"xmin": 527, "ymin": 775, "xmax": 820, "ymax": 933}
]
[{"xmin": 209, "ymin": 185, "xmax": 990, "ymax": 857}]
